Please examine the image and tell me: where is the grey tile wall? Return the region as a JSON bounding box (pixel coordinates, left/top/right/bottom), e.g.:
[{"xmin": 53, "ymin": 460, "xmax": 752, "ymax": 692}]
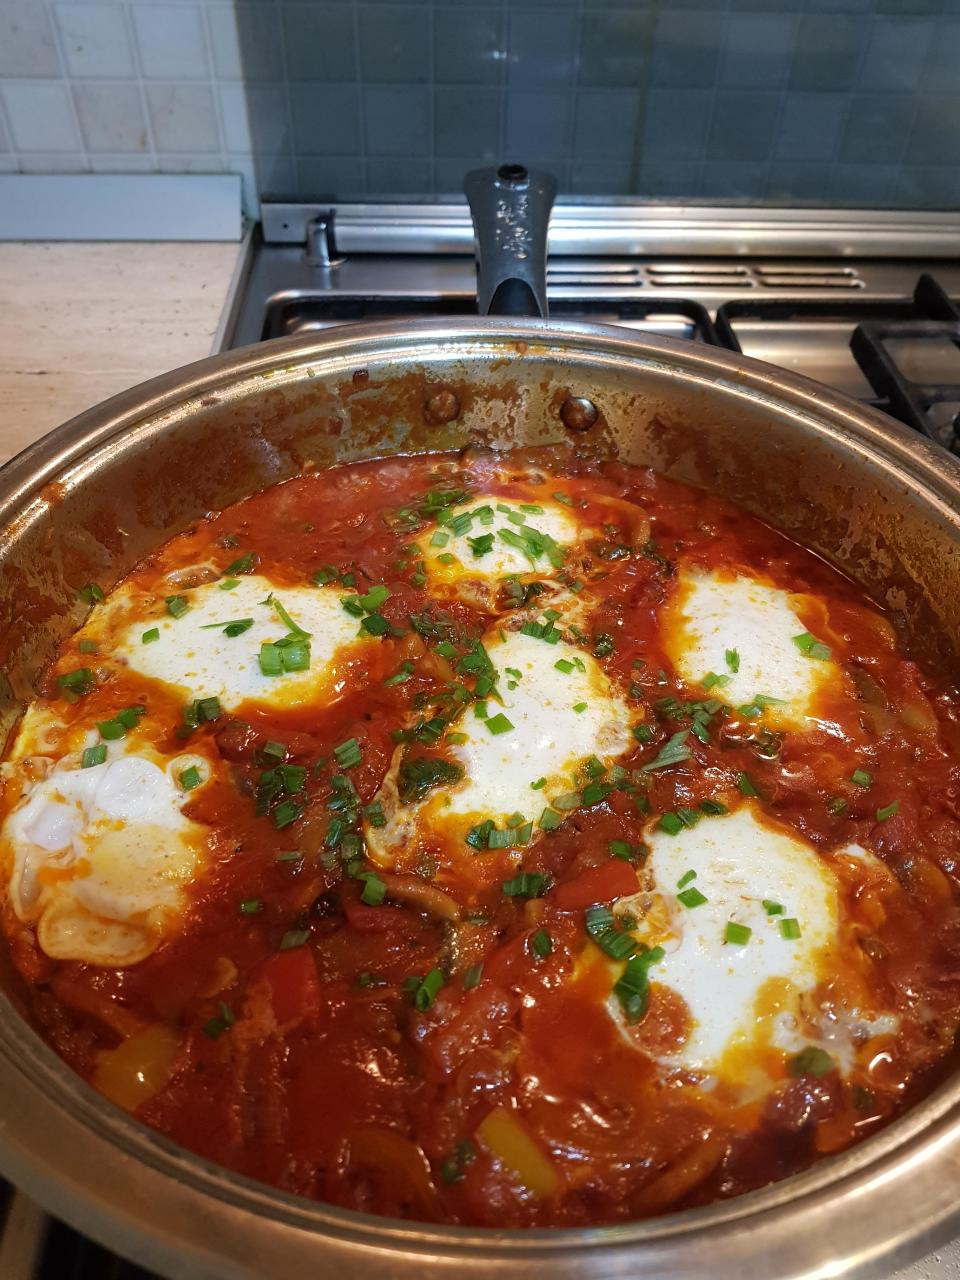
[{"xmin": 1, "ymin": 0, "xmax": 960, "ymax": 209}]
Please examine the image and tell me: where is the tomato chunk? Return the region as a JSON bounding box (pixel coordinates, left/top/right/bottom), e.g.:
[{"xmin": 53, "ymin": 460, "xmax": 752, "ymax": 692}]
[
  {"xmin": 261, "ymin": 947, "xmax": 321, "ymax": 1025},
  {"xmin": 553, "ymin": 859, "xmax": 638, "ymax": 910}
]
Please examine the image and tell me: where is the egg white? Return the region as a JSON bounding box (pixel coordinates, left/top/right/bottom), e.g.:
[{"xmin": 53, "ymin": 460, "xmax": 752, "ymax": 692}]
[
  {"xmin": 614, "ymin": 804, "xmax": 838, "ymax": 1085},
  {"xmin": 3, "ymin": 730, "xmax": 212, "ymax": 966},
  {"xmin": 367, "ymin": 628, "xmax": 635, "ymax": 864},
  {"xmin": 662, "ymin": 568, "xmax": 840, "ymax": 728},
  {"xmin": 115, "ymin": 575, "xmax": 371, "ymax": 712}
]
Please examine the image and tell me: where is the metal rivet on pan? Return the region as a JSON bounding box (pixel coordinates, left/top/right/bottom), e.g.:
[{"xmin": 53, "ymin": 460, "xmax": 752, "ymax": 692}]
[
  {"xmin": 560, "ymin": 396, "xmax": 599, "ymax": 432},
  {"xmin": 424, "ymin": 390, "xmax": 461, "ymax": 425}
]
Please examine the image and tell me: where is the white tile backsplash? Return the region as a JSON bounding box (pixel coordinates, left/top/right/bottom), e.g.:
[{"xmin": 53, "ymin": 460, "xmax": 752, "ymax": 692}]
[
  {"xmin": 1, "ymin": 81, "xmax": 80, "ymax": 151},
  {"xmin": 73, "ymin": 81, "xmax": 148, "ymax": 151},
  {"xmin": 145, "ymin": 82, "xmax": 219, "ymax": 151},
  {"xmin": 55, "ymin": 4, "xmax": 136, "ymax": 78},
  {"xmin": 131, "ymin": 4, "xmax": 209, "ymax": 79},
  {"xmin": 0, "ymin": 1, "xmax": 61, "ymax": 78}
]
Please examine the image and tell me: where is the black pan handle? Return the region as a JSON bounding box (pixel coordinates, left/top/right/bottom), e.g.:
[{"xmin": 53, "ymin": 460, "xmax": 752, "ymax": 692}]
[{"xmin": 464, "ymin": 164, "xmax": 557, "ymax": 319}]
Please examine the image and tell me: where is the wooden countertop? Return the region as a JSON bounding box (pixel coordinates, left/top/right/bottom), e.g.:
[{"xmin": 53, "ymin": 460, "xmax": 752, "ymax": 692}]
[{"xmin": 0, "ymin": 241, "xmax": 241, "ymax": 465}]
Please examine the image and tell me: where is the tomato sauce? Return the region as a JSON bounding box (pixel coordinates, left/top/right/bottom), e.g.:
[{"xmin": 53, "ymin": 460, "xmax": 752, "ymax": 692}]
[{"xmin": 3, "ymin": 447, "xmax": 960, "ymax": 1228}]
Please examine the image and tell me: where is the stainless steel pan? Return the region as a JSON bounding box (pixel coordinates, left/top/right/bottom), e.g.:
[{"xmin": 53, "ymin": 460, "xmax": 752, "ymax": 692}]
[{"xmin": 1, "ymin": 172, "xmax": 960, "ymax": 1280}]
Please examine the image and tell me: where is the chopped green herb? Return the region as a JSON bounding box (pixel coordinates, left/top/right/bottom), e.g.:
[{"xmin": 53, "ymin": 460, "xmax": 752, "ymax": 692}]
[
  {"xmin": 179, "ymin": 765, "xmax": 202, "ymax": 791},
  {"xmin": 792, "ymin": 632, "xmax": 832, "ymax": 661},
  {"xmin": 81, "ymin": 744, "xmax": 107, "ymax": 768},
  {"xmin": 826, "ymin": 795, "xmax": 849, "ymax": 817},
  {"xmin": 165, "ymin": 594, "xmax": 189, "ymax": 619},
  {"xmin": 700, "ymin": 798, "xmax": 728, "ymax": 816},
  {"xmin": 531, "ymin": 928, "xmax": 552, "ymax": 959},
  {"xmin": 78, "ymin": 583, "xmax": 105, "ymax": 605},
  {"xmin": 141, "ymin": 628, "xmax": 160, "ymax": 644},
  {"xmin": 359, "ymin": 873, "xmax": 386, "ymax": 907},
  {"xmin": 613, "ymin": 945, "xmax": 665, "ymax": 1024},
  {"xmin": 725, "ymin": 648, "xmax": 740, "ymax": 674},
  {"xmin": 202, "ymin": 1001, "xmax": 235, "ymax": 1040},
  {"xmin": 642, "ymin": 729, "xmax": 691, "ymax": 773},
  {"xmin": 398, "ymin": 755, "xmax": 464, "ymax": 804},
  {"xmin": 876, "ymin": 800, "xmax": 899, "ymax": 821},
  {"xmin": 463, "ymin": 963, "xmax": 483, "ymax": 990},
  {"xmin": 633, "ymin": 724, "xmax": 654, "ymax": 745},
  {"xmin": 240, "ymin": 898, "xmax": 262, "ymax": 915},
  {"xmin": 57, "ymin": 667, "xmax": 95, "ymax": 697},
  {"xmin": 413, "ymin": 968, "xmax": 444, "ymax": 1012},
  {"xmin": 530, "ymin": 777, "xmax": 546, "ymax": 790},
  {"xmin": 279, "ymin": 927, "xmax": 310, "ymax": 950},
  {"xmin": 502, "ymin": 871, "xmax": 550, "ymax": 899},
  {"xmin": 334, "ymin": 738, "xmax": 362, "ymax": 769},
  {"xmin": 467, "ymin": 533, "xmax": 494, "ymax": 558},
  {"xmin": 677, "ymin": 886, "xmax": 708, "ymax": 909},
  {"xmin": 384, "ymin": 661, "xmax": 415, "ymax": 687},
  {"xmin": 572, "ymin": 702, "xmax": 588, "ymax": 714},
  {"xmin": 658, "ymin": 811, "xmax": 684, "ymax": 836},
  {"xmin": 273, "ymin": 799, "xmax": 302, "ymax": 830},
  {"xmin": 554, "ymin": 658, "xmax": 575, "ymax": 674},
  {"xmin": 608, "ymin": 839, "xmax": 638, "ymax": 861},
  {"xmin": 538, "ymin": 807, "xmax": 563, "ymax": 831},
  {"xmin": 225, "ymin": 553, "xmax": 256, "ymax": 575},
  {"xmin": 851, "ymin": 768, "xmax": 873, "ymax": 788},
  {"xmin": 485, "ymin": 712, "xmax": 514, "ymax": 736},
  {"xmin": 702, "ymin": 672, "xmax": 731, "ymax": 691},
  {"xmin": 737, "ymin": 771, "xmax": 758, "ymax": 797},
  {"xmin": 724, "ymin": 921, "xmax": 752, "ymax": 945},
  {"xmin": 677, "ymin": 869, "xmax": 697, "ymax": 890},
  {"xmin": 779, "ymin": 917, "xmax": 802, "ymax": 940},
  {"xmin": 762, "ymin": 899, "xmax": 783, "ymax": 916},
  {"xmin": 789, "ymin": 1046, "xmax": 835, "ymax": 1077},
  {"xmin": 219, "ymin": 578, "xmax": 240, "ymax": 592},
  {"xmin": 586, "ymin": 905, "xmax": 638, "ymax": 961},
  {"xmin": 593, "ymin": 633, "xmax": 615, "ymax": 658},
  {"xmin": 200, "ymin": 617, "xmax": 254, "ymax": 637}
]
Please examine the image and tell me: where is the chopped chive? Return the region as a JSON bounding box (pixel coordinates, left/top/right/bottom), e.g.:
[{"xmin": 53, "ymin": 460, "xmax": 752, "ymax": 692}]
[
  {"xmin": 792, "ymin": 632, "xmax": 832, "ymax": 661},
  {"xmin": 851, "ymin": 768, "xmax": 873, "ymax": 788},
  {"xmin": 179, "ymin": 765, "xmax": 202, "ymax": 791},
  {"xmin": 225, "ymin": 553, "xmax": 255, "ymax": 575},
  {"xmin": 587, "ymin": 906, "xmax": 638, "ymax": 962},
  {"xmin": 552, "ymin": 491, "xmax": 573, "ymax": 506},
  {"xmin": 279, "ymin": 927, "xmax": 310, "ymax": 950},
  {"xmin": 430, "ymin": 530, "xmax": 450, "ymax": 548},
  {"xmin": 762, "ymin": 899, "xmax": 783, "ymax": 916},
  {"xmin": 613, "ymin": 945, "xmax": 665, "ymax": 1024},
  {"xmin": 239, "ymin": 898, "xmax": 262, "ymax": 915},
  {"xmin": 334, "ymin": 738, "xmax": 362, "ymax": 769},
  {"xmin": 485, "ymin": 712, "xmax": 514, "ymax": 736},
  {"xmin": 463, "ymin": 963, "xmax": 483, "ymax": 990},
  {"xmin": 700, "ymin": 798, "xmax": 727, "ymax": 816},
  {"xmin": 737, "ymin": 771, "xmax": 758, "ymax": 797},
  {"xmin": 554, "ymin": 658, "xmax": 575, "ymax": 674},
  {"xmin": 81, "ymin": 744, "xmax": 107, "ymax": 768},
  {"xmin": 437, "ymin": 552, "xmax": 456, "ymax": 566},
  {"xmin": 677, "ymin": 886, "xmax": 708, "ymax": 908},
  {"xmin": 357, "ymin": 585, "xmax": 390, "ymax": 613},
  {"xmin": 724, "ymin": 921, "xmax": 752, "ymax": 945},
  {"xmin": 359, "ymin": 873, "xmax": 386, "ymax": 907},
  {"xmin": 273, "ymin": 799, "xmax": 302, "ymax": 829},
  {"xmin": 633, "ymin": 724, "xmax": 654, "ymax": 744},
  {"xmin": 259, "ymin": 642, "xmax": 282, "ymax": 676},
  {"xmin": 165, "ymin": 594, "xmax": 189, "ymax": 619},
  {"xmin": 78, "ymin": 583, "xmax": 105, "ymax": 605},
  {"xmin": 789, "ymin": 1046, "xmax": 835, "ymax": 1077},
  {"xmin": 530, "ymin": 777, "xmax": 546, "ymax": 790},
  {"xmin": 826, "ymin": 795, "xmax": 848, "ymax": 816},
  {"xmin": 446, "ymin": 731, "xmax": 468, "ymax": 745},
  {"xmin": 725, "ymin": 648, "xmax": 740, "ymax": 673},
  {"xmin": 572, "ymin": 702, "xmax": 588, "ymax": 714},
  {"xmin": 677, "ymin": 869, "xmax": 697, "ymax": 890},
  {"xmin": 521, "ymin": 504, "xmax": 544, "ymax": 515},
  {"xmin": 531, "ymin": 928, "xmax": 552, "ymax": 959},
  {"xmin": 414, "ymin": 968, "xmax": 444, "ymax": 1012},
  {"xmin": 553, "ymin": 791, "xmax": 580, "ymax": 811},
  {"xmin": 876, "ymin": 800, "xmax": 899, "ymax": 821},
  {"xmin": 608, "ymin": 839, "xmax": 635, "ymax": 861},
  {"xmin": 502, "ymin": 872, "xmax": 549, "ymax": 899},
  {"xmin": 384, "ymin": 661, "xmax": 415, "ymax": 687},
  {"xmin": 219, "ymin": 578, "xmax": 240, "ymax": 591},
  {"xmin": 658, "ymin": 812, "xmax": 683, "ymax": 836},
  {"xmin": 97, "ymin": 718, "xmax": 125, "ymax": 741},
  {"xmin": 702, "ymin": 671, "xmax": 730, "ymax": 691},
  {"xmin": 142, "ymin": 627, "xmax": 160, "ymax": 645},
  {"xmin": 779, "ymin": 917, "xmax": 801, "ymax": 940},
  {"xmin": 57, "ymin": 667, "xmax": 95, "ymax": 697},
  {"xmin": 538, "ymin": 807, "xmax": 562, "ymax": 831},
  {"xmin": 593, "ymin": 633, "xmax": 615, "ymax": 658},
  {"xmin": 642, "ymin": 729, "xmax": 691, "ymax": 773}
]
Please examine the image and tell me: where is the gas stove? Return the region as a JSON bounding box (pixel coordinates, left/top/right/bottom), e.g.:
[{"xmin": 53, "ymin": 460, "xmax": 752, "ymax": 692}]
[
  {"xmin": 7, "ymin": 202, "xmax": 960, "ymax": 1280},
  {"xmin": 219, "ymin": 202, "xmax": 960, "ymax": 454}
]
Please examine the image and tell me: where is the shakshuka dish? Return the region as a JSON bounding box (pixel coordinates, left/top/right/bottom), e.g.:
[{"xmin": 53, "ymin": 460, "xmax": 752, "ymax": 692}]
[{"xmin": 2, "ymin": 447, "xmax": 959, "ymax": 1227}]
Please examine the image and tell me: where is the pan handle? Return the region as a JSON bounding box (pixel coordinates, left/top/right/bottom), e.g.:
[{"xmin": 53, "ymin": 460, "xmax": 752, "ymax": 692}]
[{"xmin": 464, "ymin": 164, "xmax": 557, "ymax": 319}]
